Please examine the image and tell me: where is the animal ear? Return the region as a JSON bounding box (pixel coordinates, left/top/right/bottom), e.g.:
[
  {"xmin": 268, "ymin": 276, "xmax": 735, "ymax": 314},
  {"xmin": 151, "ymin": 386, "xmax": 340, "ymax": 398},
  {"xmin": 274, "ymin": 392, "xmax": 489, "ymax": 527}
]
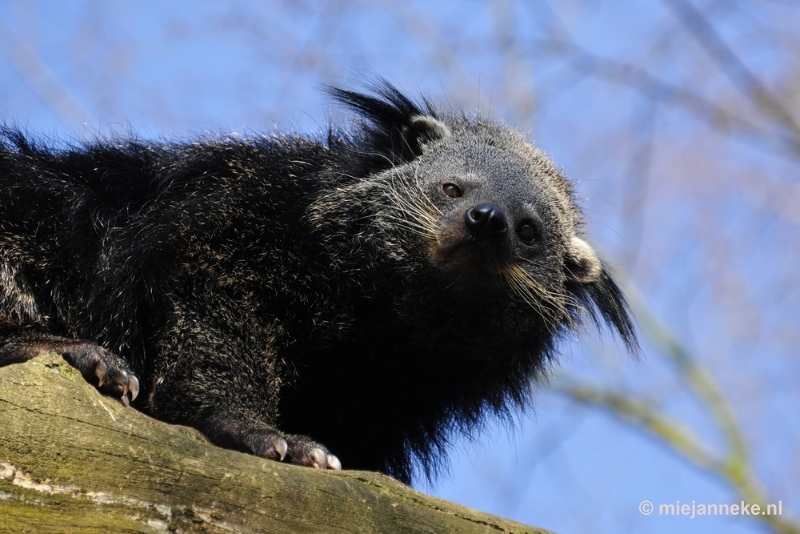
[
  {"xmin": 565, "ymin": 236, "xmax": 602, "ymax": 283},
  {"xmin": 402, "ymin": 115, "xmax": 451, "ymax": 155},
  {"xmin": 325, "ymin": 81, "xmax": 449, "ymax": 162}
]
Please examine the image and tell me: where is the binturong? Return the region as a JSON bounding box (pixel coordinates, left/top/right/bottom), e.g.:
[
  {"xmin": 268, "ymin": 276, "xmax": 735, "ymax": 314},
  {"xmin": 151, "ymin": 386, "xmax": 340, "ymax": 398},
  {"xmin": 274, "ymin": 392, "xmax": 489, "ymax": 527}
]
[{"xmin": 0, "ymin": 79, "xmax": 637, "ymax": 484}]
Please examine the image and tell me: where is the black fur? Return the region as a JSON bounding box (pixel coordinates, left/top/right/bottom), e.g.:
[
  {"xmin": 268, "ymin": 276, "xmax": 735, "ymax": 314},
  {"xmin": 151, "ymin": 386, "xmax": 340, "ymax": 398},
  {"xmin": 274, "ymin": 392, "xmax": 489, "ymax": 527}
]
[{"xmin": 0, "ymin": 79, "xmax": 636, "ymax": 483}]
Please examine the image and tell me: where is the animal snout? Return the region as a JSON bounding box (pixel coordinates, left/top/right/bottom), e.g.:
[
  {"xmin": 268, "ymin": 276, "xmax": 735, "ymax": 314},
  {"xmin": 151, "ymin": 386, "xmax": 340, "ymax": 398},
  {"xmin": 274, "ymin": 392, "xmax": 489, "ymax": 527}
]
[{"xmin": 464, "ymin": 203, "xmax": 508, "ymax": 240}]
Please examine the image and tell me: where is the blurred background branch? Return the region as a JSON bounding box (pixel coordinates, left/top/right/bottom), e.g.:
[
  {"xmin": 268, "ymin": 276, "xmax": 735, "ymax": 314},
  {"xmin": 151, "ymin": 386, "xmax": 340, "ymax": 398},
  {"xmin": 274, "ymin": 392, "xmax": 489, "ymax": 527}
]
[{"xmin": 559, "ymin": 273, "xmax": 800, "ymax": 534}]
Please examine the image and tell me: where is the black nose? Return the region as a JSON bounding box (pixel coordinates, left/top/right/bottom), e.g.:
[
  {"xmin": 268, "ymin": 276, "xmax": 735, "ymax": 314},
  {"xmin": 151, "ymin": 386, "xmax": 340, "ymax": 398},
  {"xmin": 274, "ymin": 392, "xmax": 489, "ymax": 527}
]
[{"xmin": 464, "ymin": 203, "xmax": 508, "ymax": 239}]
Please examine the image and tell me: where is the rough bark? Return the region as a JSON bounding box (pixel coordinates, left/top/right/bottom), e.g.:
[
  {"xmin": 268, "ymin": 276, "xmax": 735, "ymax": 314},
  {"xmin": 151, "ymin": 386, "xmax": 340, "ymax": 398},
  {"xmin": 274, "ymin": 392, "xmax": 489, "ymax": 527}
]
[{"xmin": 0, "ymin": 353, "xmax": 547, "ymax": 533}]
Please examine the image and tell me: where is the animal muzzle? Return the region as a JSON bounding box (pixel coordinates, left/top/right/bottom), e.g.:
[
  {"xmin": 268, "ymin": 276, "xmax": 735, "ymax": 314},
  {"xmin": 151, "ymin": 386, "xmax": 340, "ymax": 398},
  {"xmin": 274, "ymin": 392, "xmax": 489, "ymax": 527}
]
[{"xmin": 464, "ymin": 204, "xmax": 508, "ymax": 240}]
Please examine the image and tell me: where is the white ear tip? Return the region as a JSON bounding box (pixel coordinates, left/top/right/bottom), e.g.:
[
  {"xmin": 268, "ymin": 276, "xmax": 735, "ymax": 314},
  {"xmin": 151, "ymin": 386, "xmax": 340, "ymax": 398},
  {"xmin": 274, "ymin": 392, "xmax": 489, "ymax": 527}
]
[
  {"xmin": 568, "ymin": 236, "xmax": 602, "ymax": 283},
  {"xmin": 409, "ymin": 115, "xmax": 451, "ymax": 141}
]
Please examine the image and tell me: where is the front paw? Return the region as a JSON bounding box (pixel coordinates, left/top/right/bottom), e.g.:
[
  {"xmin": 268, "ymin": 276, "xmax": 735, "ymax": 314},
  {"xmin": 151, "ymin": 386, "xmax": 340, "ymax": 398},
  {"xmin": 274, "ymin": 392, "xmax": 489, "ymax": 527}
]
[
  {"xmin": 0, "ymin": 337, "xmax": 139, "ymax": 404},
  {"xmin": 252, "ymin": 431, "xmax": 340, "ymax": 470},
  {"xmin": 207, "ymin": 420, "xmax": 341, "ymax": 470},
  {"xmin": 58, "ymin": 341, "xmax": 139, "ymax": 405},
  {"xmin": 283, "ymin": 434, "xmax": 342, "ymax": 470}
]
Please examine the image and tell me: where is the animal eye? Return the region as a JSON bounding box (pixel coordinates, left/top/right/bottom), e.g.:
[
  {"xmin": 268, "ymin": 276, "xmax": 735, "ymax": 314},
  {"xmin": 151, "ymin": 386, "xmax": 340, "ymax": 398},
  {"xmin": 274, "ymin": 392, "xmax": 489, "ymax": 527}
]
[
  {"xmin": 516, "ymin": 221, "xmax": 539, "ymax": 243},
  {"xmin": 441, "ymin": 183, "xmax": 462, "ymax": 198}
]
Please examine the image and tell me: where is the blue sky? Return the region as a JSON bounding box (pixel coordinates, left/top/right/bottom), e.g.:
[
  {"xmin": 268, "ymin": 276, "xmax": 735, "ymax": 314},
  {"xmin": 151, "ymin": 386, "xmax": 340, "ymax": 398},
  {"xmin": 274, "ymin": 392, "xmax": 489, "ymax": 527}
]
[{"xmin": 2, "ymin": 2, "xmax": 798, "ymax": 533}]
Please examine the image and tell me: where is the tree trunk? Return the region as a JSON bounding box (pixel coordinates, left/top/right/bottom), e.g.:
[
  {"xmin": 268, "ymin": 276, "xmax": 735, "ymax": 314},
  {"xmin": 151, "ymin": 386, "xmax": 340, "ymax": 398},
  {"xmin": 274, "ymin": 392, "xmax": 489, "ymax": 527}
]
[{"xmin": 0, "ymin": 353, "xmax": 547, "ymax": 533}]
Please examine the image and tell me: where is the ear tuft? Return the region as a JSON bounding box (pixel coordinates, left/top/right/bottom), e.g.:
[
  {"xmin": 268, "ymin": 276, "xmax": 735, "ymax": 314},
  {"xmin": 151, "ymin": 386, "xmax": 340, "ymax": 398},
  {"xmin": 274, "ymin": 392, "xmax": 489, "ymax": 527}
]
[
  {"xmin": 565, "ymin": 236, "xmax": 602, "ymax": 283},
  {"xmin": 326, "ymin": 79, "xmax": 446, "ymax": 163}
]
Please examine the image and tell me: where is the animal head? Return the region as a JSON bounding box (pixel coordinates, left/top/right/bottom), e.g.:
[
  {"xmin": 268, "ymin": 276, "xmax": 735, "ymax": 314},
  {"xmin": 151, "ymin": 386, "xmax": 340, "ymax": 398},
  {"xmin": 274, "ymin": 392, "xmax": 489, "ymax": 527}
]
[{"xmin": 317, "ymin": 80, "xmax": 637, "ymax": 355}]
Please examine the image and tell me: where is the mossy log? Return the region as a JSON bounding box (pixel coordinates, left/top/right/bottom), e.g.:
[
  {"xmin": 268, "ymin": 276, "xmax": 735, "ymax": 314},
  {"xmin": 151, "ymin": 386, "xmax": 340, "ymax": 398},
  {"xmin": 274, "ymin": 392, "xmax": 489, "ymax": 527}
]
[{"xmin": 0, "ymin": 353, "xmax": 547, "ymax": 533}]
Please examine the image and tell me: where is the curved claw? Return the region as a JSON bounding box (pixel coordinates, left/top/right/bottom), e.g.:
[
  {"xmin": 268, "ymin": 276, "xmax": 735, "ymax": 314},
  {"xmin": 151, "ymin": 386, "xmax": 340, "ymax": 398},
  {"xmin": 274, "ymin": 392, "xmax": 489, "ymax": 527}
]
[
  {"xmin": 274, "ymin": 437, "xmax": 288, "ymax": 461},
  {"xmin": 309, "ymin": 448, "xmax": 342, "ymax": 470},
  {"xmin": 128, "ymin": 375, "xmax": 140, "ymax": 402},
  {"xmin": 118, "ymin": 370, "xmax": 130, "ymax": 397},
  {"xmin": 311, "ymin": 448, "xmax": 328, "ymax": 469},
  {"xmin": 95, "ymin": 359, "xmax": 108, "ymax": 387},
  {"xmin": 327, "ymin": 454, "xmax": 342, "ymax": 471}
]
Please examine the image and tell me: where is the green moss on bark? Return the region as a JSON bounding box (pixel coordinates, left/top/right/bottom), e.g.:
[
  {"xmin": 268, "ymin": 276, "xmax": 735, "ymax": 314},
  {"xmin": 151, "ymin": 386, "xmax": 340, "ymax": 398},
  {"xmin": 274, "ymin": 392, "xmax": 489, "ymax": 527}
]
[{"xmin": 0, "ymin": 353, "xmax": 546, "ymax": 533}]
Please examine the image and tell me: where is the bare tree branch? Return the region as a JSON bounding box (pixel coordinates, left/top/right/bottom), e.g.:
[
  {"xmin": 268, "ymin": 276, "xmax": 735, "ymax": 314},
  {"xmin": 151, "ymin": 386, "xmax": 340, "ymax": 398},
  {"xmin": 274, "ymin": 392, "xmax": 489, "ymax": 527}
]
[
  {"xmin": 558, "ymin": 274, "xmax": 800, "ymax": 534},
  {"xmin": 0, "ymin": 16, "xmax": 95, "ymax": 134},
  {"xmin": 663, "ymin": 0, "xmax": 800, "ymax": 144}
]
